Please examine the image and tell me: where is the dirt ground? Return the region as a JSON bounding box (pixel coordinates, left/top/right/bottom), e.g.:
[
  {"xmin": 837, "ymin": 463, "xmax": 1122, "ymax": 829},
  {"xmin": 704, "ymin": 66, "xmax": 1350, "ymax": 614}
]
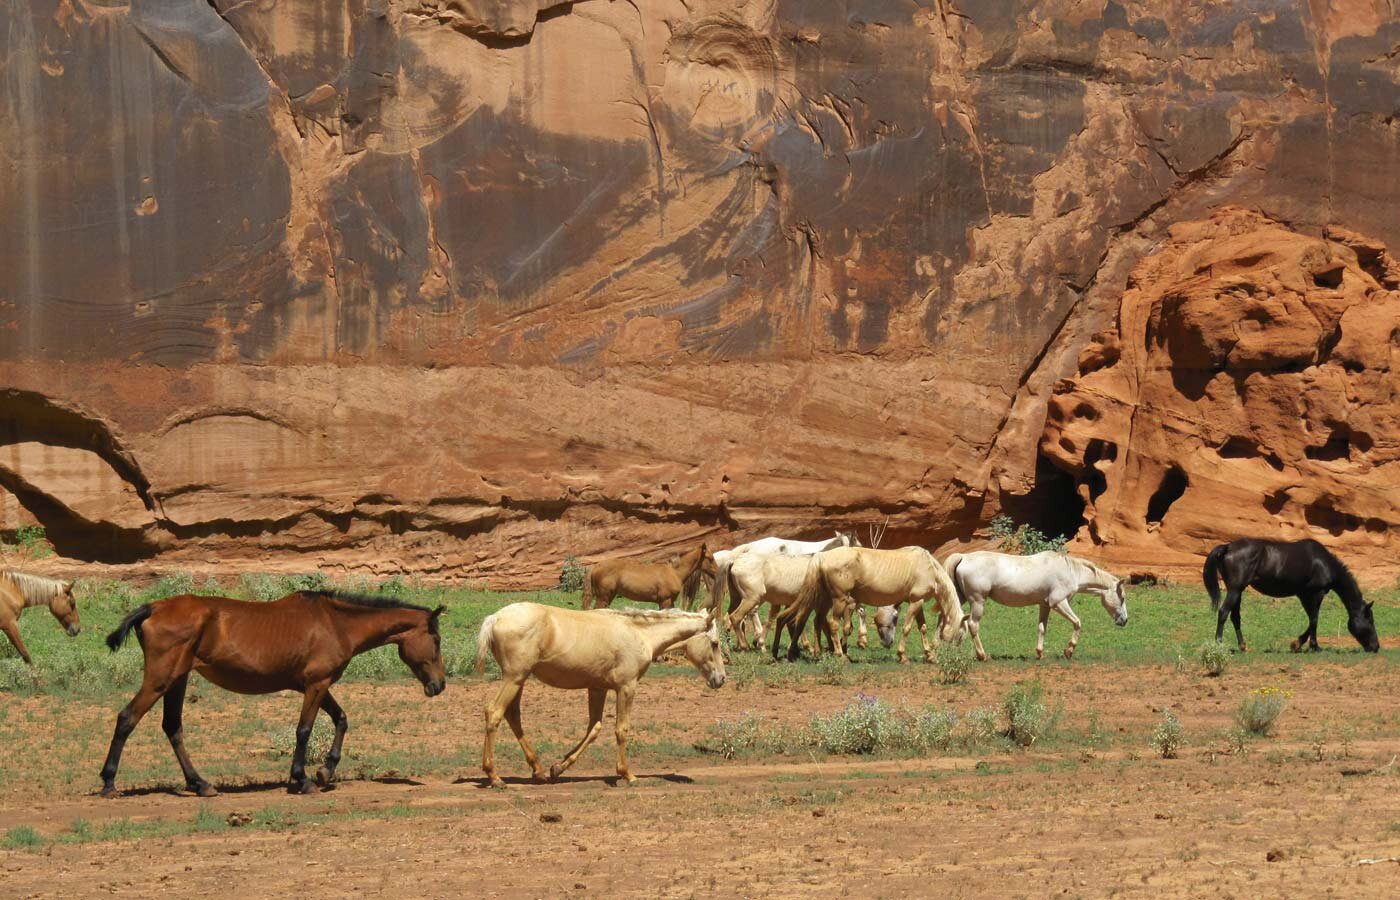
[{"xmin": 4, "ymin": 658, "xmax": 1400, "ymax": 897}]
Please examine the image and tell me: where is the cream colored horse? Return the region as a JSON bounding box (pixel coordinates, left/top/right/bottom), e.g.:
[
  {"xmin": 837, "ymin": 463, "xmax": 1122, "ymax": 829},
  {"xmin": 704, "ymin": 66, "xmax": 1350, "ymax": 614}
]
[
  {"xmin": 707, "ymin": 532, "xmax": 860, "ymax": 645},
  {"xmin": 775, "ymin": 547, "xmax": 965, "ymax": 663},
  {"xmin": 945, "ymin": 550, "xmax": 1128, "ymax": 661},
  {"xmin": 0, "ymin": 570, "xmax": 80, "ymax": 664},
  {"xmin": 476, "ymin": 603, "xmax": 725, "ymax": 787}
]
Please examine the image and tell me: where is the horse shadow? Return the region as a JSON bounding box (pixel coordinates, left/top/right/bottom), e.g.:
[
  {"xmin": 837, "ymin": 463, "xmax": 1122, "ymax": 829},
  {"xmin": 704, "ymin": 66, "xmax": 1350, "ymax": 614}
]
[
  {"xmin": 95, "ymin": 774, "xmax": 426, "ymax": 798},
  {"xmin": 456, "ymin": 773, "xmax": 695, "ymax": 789}
]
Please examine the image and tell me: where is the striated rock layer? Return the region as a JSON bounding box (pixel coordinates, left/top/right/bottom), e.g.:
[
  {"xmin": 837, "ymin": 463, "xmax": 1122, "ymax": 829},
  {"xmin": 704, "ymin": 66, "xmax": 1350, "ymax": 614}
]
[{"xmin": 2, "ymin": 2, "xmax": 1399, "ymax": 584}]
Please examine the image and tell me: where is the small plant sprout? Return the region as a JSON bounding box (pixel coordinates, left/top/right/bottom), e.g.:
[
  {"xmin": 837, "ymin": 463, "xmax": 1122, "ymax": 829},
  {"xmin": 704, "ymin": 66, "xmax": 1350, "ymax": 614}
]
[
  {"xmin": 1151, "ymin": 709, "xmax": 1184, "ymax": 759},
  {"xmin": 1198, "ymin": 640, "xmax": 1230, "ymax": 677}
]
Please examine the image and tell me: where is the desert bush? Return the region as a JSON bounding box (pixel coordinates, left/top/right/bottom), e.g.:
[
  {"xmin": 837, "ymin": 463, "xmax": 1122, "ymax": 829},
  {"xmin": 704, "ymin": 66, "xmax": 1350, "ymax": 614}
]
[
  {"xmin": 1236, "ymin": 686, "xmax": 1289, "ymax": 736},
  {"xmin": 908, "ymin": 708, "xmax": 958, "ymax": 753},
  {"xmin": 809, "ymin": 694, "xmax": 898, "ymax": 755},
  {"xmin": 814, "ymin": 654, "xmax": 852, "ymax": 686},
  {"xmin": 267, "ymin": 720, "xmax": 335, "ymax": 763},
  {"xmin": 143, "ymin": 571, "xmax": 195, "ymax": 601},
  {"xmin": 963, "ymin": 706, "xmax": 1000, "ymax": 745},
  {"xmin": 1151, "ymin": 709, "xmax": 1185, "ymax": 759},
  {"xmin": 1003, "ymin": 680, "xmax": 1048, "ymax": 747},
  {"xmin": 558, "ymin": 556, "xmax": 587, "ymax": 593},
  {"xmin": 933, "ymin": 640, "xmax": 974, "ymax": 685},
  {"xmin": 238, "ymin": 573, "xmax": 283, "ymax": 602},
  {"xmin": 989, "ymin": 515, "xmax": 1067, "ymax": 555},
  {"xmin": 13, "ymin": 525, "xmax": 52, "ymax": 559},
  {"xmin": 1198, "ymin": 640, "xmax": 1230, "ymax": 677},
  {"xmin": 706, "ymin": 713, "xmax": 769, "ymax": 759}
]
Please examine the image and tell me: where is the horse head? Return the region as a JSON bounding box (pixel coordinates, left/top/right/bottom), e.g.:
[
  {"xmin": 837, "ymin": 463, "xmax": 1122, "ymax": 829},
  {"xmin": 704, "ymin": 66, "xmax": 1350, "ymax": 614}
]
[
  {"xmin": 683, "ymin": 613, "xmax": 727, "ymax": 689},
  {"xmin": 1348, "ymin": 601, "xmax": 1380, "ymax": 653},
  {"xmin": 1094, "ymin": 569, "xmax": 1129, "ymax": 628},
  {"xmin": 398, "ymin": 606, "xmax": 448, "ymax": 696},
  {"xmin": 50, "ymin": 580, "xmax": 81, "ymax": 637}
]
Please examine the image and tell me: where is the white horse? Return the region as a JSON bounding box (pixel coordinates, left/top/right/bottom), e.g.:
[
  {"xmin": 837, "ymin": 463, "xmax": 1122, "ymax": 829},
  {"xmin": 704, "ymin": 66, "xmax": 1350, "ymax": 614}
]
[
  {"xmin": 707, "ymin": 531, "xmax": 874, "ymax": 647},
  {"xmin": 944, "ymin": 550, "xmax": 1128, "ymax": 661}
]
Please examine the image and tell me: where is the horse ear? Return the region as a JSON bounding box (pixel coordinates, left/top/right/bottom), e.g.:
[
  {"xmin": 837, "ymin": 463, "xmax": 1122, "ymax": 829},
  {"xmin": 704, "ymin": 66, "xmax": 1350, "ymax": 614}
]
[{"xmin": 1367, "ymin": 601, "xmax": 1375, "ymax": 611}]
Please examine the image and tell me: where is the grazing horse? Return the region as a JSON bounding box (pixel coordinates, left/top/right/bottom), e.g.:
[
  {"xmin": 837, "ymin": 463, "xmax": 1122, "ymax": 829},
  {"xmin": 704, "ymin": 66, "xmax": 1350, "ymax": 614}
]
[
  {"xmin": 774, "ymin": 547, "xmax": 965, "ymax": 663},
  {"xmin": 100, "ymin": 591, "xmax": 446, "ymax": 798},
  {"xmin": 582, "ymin": 543, "xmax": 710, "ymax": 610},
  {"xmin": 945, "ymin": 551, "xmax": 1128, "ymax": 661},
  {"xmin": 708, "ymin": 532, "xmax": 863, "ymax": 647},
  {"xmin": 0, "ymin": 571, "xmax": 80, "ymax": 664},
  {"xmin": 1204, "ymin": 538, "xmax": 1379, "ymax": 653},
  {"xmin": 476, "ymin": 604, "xmax": 724, "ymax": 787}
]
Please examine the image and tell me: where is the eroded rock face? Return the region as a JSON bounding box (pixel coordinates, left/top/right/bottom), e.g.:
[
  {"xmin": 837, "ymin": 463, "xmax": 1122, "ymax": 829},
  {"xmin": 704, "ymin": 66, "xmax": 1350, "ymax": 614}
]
[
  {"xmin": 1044, "ymin": 208, "xmax": 1400, "ymax": 572},
  {"xmin": 1, "ymin": 3, "xmax": 1399, "ymax": 582}
]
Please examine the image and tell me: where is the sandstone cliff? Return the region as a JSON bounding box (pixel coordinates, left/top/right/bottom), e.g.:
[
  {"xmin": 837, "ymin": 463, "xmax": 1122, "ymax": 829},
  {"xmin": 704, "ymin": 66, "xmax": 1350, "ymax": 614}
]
[{"xmin": 2, "ymin": 2, "xmax": 1398, "ymax": 583}]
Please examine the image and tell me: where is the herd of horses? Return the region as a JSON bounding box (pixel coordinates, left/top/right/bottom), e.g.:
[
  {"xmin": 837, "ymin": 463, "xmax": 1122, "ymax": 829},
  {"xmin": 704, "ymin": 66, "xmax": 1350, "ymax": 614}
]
[{"xmin": 0, "ymin": 534, "xmax": 1381, "ymax": 796}]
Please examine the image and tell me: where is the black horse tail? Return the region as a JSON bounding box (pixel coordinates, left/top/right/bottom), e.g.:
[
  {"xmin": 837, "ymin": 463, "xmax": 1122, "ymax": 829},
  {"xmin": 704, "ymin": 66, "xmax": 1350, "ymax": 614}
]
[
  {"xmin": 1203, "ymin": 544, "xmax": 1228, "ymax": 611},
  {"xmin": 106, "ymin": 604, "xmax": 153, "ymax": 652}
]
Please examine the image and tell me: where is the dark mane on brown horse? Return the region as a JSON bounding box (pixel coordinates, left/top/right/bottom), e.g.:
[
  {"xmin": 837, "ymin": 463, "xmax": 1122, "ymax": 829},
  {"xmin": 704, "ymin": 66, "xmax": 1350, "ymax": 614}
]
[{"xmin": 299, "ymin": 591, "xmax": 441, "ymax": 632}]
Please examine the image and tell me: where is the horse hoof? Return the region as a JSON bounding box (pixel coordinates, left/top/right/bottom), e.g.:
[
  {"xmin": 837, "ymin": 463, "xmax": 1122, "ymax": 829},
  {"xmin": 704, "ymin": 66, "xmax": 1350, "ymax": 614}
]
[
  {"xmin": 615, "ymin": 775, "xmax": 637, "ymax": 787},
  {"xmin": 548, "ymin": 765, "xmax": 563, "ymax": 782},
  {"xmin": 100, "ymin": 785, "xmax": 119, "ymax": 799},
  {"xmin": 488, "ymin": 777, "xmax": 507, "ymax": 790},
  {"xmin": 531, "ymin": 771, "xmax": 549, "ymax": 784},
  {"xmin": 314, "ymin": 767, "xmax": 335, "ymax": 788},
  {"xmin": 289, "ymin": 780, "xmax": 319, "ymax": 795},
  {"xmin": 1036, "ymin": 650, "xmax": 1044, "ymax": 660},
  {"xmin": 189, "ymin": 781, "xmax": 219, "ymax": 798},
  {"xmin": 1239, "ymin": 644, "xmax": 1249, "ymax": 654},
  {"xmin": 1063, "ymin": 648, "xmax": 1074, "ymax": 660},
  {"xmin": 1289, "ymin": 639, "xmax": 1302, "ymax": 653}
]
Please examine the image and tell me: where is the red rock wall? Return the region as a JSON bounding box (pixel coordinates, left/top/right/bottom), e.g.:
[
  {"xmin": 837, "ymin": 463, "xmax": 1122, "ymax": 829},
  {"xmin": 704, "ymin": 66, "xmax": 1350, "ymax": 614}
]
[{"xmin": 2, "ymin": 2, "xmax": 1399, "ymax": 583}]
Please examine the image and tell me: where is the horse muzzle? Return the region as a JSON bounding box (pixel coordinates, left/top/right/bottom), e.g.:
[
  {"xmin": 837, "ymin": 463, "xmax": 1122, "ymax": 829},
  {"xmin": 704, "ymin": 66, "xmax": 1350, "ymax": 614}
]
[
  {"xmin": 1115, "ymin": 616, "xmax": 1129, "ymax": 628},
  {"xmin": 707, "ymin": 673, "xmax": 726, "ymax": 690},
  {"xmin": 66, "ymin": 624, "xmax": 82, "ymax": 637},
  {"xmin": 424, "ymin": 680, "xmax": 446, "ymax": 697}
]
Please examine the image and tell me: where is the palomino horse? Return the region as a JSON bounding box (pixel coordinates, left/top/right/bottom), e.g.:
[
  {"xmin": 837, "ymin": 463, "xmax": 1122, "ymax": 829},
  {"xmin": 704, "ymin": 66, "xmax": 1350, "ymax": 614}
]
[
  {"xmin": 1204, "ymin": 538, "xmax": 1378, "ymax": 652},
  {"xmin": 775, "ymin": 547, "xmax": 965, "ymax": 663},
  {"xmin": 708, "ymin": 532, "xmax": 864, "ymax": 647},
  {"xmin": 100, "ymin": 591, "xmax": 446, "ymax": 798},
  {"xmin": 583, "ymin": 543, "xmax": 710, "ymax": 610},
  {"xmin": 0, "ymin": 570, "xmax": 80, "ymax": 664},
  {"xmin": 717, "ymin": 552, "xmax": 901, "ymax": 654},
  {"xmin": 476, "ymin": 604, "xmax": 724, "ymax": 787},
  {"xmin": 945, "ymin": 551, "xmax": 1128, "ymax": 661}
]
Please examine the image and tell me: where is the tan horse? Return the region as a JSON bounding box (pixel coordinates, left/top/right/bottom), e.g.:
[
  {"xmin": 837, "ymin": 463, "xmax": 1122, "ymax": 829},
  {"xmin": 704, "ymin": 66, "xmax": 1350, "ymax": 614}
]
[
  {"xmin": 582, "ymin": 543, "xmax": 710, "ymax": 610},
  {"xmin": 476, "ymin": 603, "xmax": 725, "ymax": 787},
  {"xmin": 775, "ymin": 546, "xmax": 965, "ymax": 663},
  {"xmin": 0, "ymin": 570, "xmax": 80, "ymax": 664}
]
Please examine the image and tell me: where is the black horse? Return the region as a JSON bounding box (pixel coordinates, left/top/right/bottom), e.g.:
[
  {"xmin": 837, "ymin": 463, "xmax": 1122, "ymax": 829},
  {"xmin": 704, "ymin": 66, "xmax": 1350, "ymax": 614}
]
[{"xmin": 1204, "ymin": 538, "xmax": 1379, "ymax": 653}]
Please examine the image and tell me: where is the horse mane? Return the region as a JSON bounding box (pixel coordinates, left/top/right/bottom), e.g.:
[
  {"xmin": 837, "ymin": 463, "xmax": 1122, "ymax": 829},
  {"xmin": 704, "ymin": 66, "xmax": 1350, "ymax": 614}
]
[
  {"xmin": 1329, "ymin": 556, "xmax": 1364, "ymax": 603},
  {"xmin": 300, "ymin": 590, "xmax": 442, "ymax": 628},
  {"xmin": 1, "ymin": 570, "xmax": 69, "ymax": 602},
  {"xmin": 599, "ymin": 607, "xmax": 707, "ymax": 623}
]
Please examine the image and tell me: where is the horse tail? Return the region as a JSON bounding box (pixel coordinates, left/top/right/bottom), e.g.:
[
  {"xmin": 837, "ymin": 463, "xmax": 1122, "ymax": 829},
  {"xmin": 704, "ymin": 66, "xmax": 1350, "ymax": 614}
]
[
  {"xmin": 682, "ymin": 566, "xmax": 704, "ymax": 611},
  {"xmin": 106, "ymin": 604, "xmax": 153, "ymax": 652},
  {"xmin": 475, "ymin": 613, "xmax": 498, "ymax": 675},
  {"xmin": 1203, "ymin": 544, "xmax": 1228, "ymax": 611},
  {"xmin": 710, "ymin": 557, "xmax": 734, "ymax": 617},
  {"xmin": 944, "ymin": 552, "xmax": 966, "ymax": 602},
  {"xmin": 581, "ymin": 568, "xmax": 595, "ymax": 610},
  {"xmin": 778, "ymin": 557, "xmax": 817, "ymax": 632}
]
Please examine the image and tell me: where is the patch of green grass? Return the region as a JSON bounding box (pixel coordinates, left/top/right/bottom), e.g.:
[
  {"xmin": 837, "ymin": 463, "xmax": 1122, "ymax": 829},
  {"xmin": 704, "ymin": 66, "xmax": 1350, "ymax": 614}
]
[{"xmin": 2, "ymin": 825, "xmax": 43, "ymax": 850}]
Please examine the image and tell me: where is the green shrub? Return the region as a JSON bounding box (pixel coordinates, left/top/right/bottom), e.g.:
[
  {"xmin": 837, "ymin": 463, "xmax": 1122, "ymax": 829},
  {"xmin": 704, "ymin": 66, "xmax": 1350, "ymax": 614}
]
[
  {"xmin": 238, "ymin": 573, "xmax": 283, "ymax": 602},
  {"xmin": 2, "ymin": 825, "xmax": 43, "ymax": 850},
  {"xmin": 14, "ymin": 525, "xmax": 52, "ymax": 559},
  {"xmin": 1151, "ymin": 709, "xmax": 1185, "ymax": 759},
  {"xmin": 933, "ymin": 640, "xmax": 974, "ymax": 685},
  {"xmin": 814, "ymin": 654, "xmax": 852, "ymax": 686},
  {"xmin": 908, "ymin": 708, "xmax": 958, "ymax": 752},
  {"xmin": 706, "ymin": 713, "xmax": 769, "ymax": 759},
  {"xmin": 144, "ymin": 571, "xmax": 195, "ymax": 601},
  {"xmin": 809, "ymin": 694, "xmax": 900, "ymax": 755},
  {"xmin": 989, "ymin": 515, "xmax": 1067, "ymax": 555},
  {"xmin": 1199, "ymin": 641, "xmax": 1230, "ymax": 677},
  {"xmin": 441, "ymin": 632, "xmax": 478, "ymax": 678},
  {"xmin": 267, "ymin": 720, "xmax": 335, "ymax": 763},
  {"xmin": 558, "ymin": 556, "xmax": 587, "ymax": 593},
  {"xmin": 963, "ymin": 706, "xmax": 1000, "ymax": 745},
  {"xmin": 1236, "ymin": 686, "xmax": 1289, "ymax": 736},
  {"xmin": 343, "ymin": 646, "xmax": 400, "ymax": 681},
  {"xmin": 1003, "ymin": 680, "xmax": 1048, "ymax": 747}
]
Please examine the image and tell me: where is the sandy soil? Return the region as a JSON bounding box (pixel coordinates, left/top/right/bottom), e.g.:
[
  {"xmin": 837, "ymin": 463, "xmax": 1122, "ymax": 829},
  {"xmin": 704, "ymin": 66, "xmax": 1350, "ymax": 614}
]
[{"xmin": 3, "ymin": 659, "xmax": 1400, "ymax": 897}]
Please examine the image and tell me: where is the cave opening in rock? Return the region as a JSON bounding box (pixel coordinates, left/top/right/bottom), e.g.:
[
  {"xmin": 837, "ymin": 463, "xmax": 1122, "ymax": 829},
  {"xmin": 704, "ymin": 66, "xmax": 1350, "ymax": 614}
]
[
  {"xmin": 1145, "ymin": 466, "xmax": 1188, "ymax": 525},
  {"xmin": 1002, "ymin": 455, "xmax": 1087, "ymax": 544}
]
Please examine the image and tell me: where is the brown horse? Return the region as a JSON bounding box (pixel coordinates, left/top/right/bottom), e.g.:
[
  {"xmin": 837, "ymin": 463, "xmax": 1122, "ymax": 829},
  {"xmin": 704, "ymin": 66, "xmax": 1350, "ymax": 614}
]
[
  {"xmin": 582, "ymin": 543, "xmax": 710, "ymax": 610},
  {"xmin": 99, "ymin": 590, "xmax": 446, "ymax": 798},
  {"xmin": 0, "ymin": 570, "xmax": 80, "ymax": 664}
]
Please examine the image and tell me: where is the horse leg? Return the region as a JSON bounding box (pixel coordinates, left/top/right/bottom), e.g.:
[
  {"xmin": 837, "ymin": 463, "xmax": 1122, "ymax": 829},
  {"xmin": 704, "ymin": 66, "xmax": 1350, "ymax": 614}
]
[
  {"xmin": 0, "ymin": 619, "xmax": 33, "ymax": 665},
  {"xmin": 614, "ymin": 683, "xmax": 638, "ymax": 785},
  {"xmin": 1052, "ymin": 598, "xmax": 1082, "ymax": 659},
  {"xmin": 965, "ymin": 598, "xmax": 989, "ymax": 661},
  {"xmin": 100, "ymin": 645, "xmax": 190, "ymax": 798},
  {"xmin": 751, "ymin": 606, "xmax": 767, "ymax": 648},
  {"xmin": 1035, "ymin": 603, "xmax": 1050, "ymax": 660},
  {"xmin": 728, "ymin": 592, "xmax": 762, "ymax": 652},
  {"xmin": 503, "ymin": 689, "xmax": 547, "ymax": 783},
  {"xmin": 289, "ymin": 682, "xmax": 330, "ymax": 794},
  {"xmin": 1231, "ymin": 602, "xmax": 1248, "ymax": 653},
  {"xmin": 482, "ymin": 677, "xmax": 526, "ymax": 788},
  {"xmin": 1216, "ymin": 587, "xmax": 1243, "ymax": 648},
  {"xmin": 824, "ymin": 603, "xmax": 848, "ymax": 661},
  {"xmin": 551, "ymin": 688, "xmax": 606, "ymax": 781},
  {"xmin": 1292, "ymin": 592, "xmax": 1324, "ymax": 652},
  {"xmin": 855, "ymin": 606, "xmax": 868, "ymax": 650},
  {"xmin": 160, "ymin": 675, "xmax": 215, "ymax": 797},
  {"xmin": 907, "ymin": 600, "xmax": 935, "ymax": 663},
  {"xmin": 315, "ymin": 691, "xmax": 350, "ymax": 788}
]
